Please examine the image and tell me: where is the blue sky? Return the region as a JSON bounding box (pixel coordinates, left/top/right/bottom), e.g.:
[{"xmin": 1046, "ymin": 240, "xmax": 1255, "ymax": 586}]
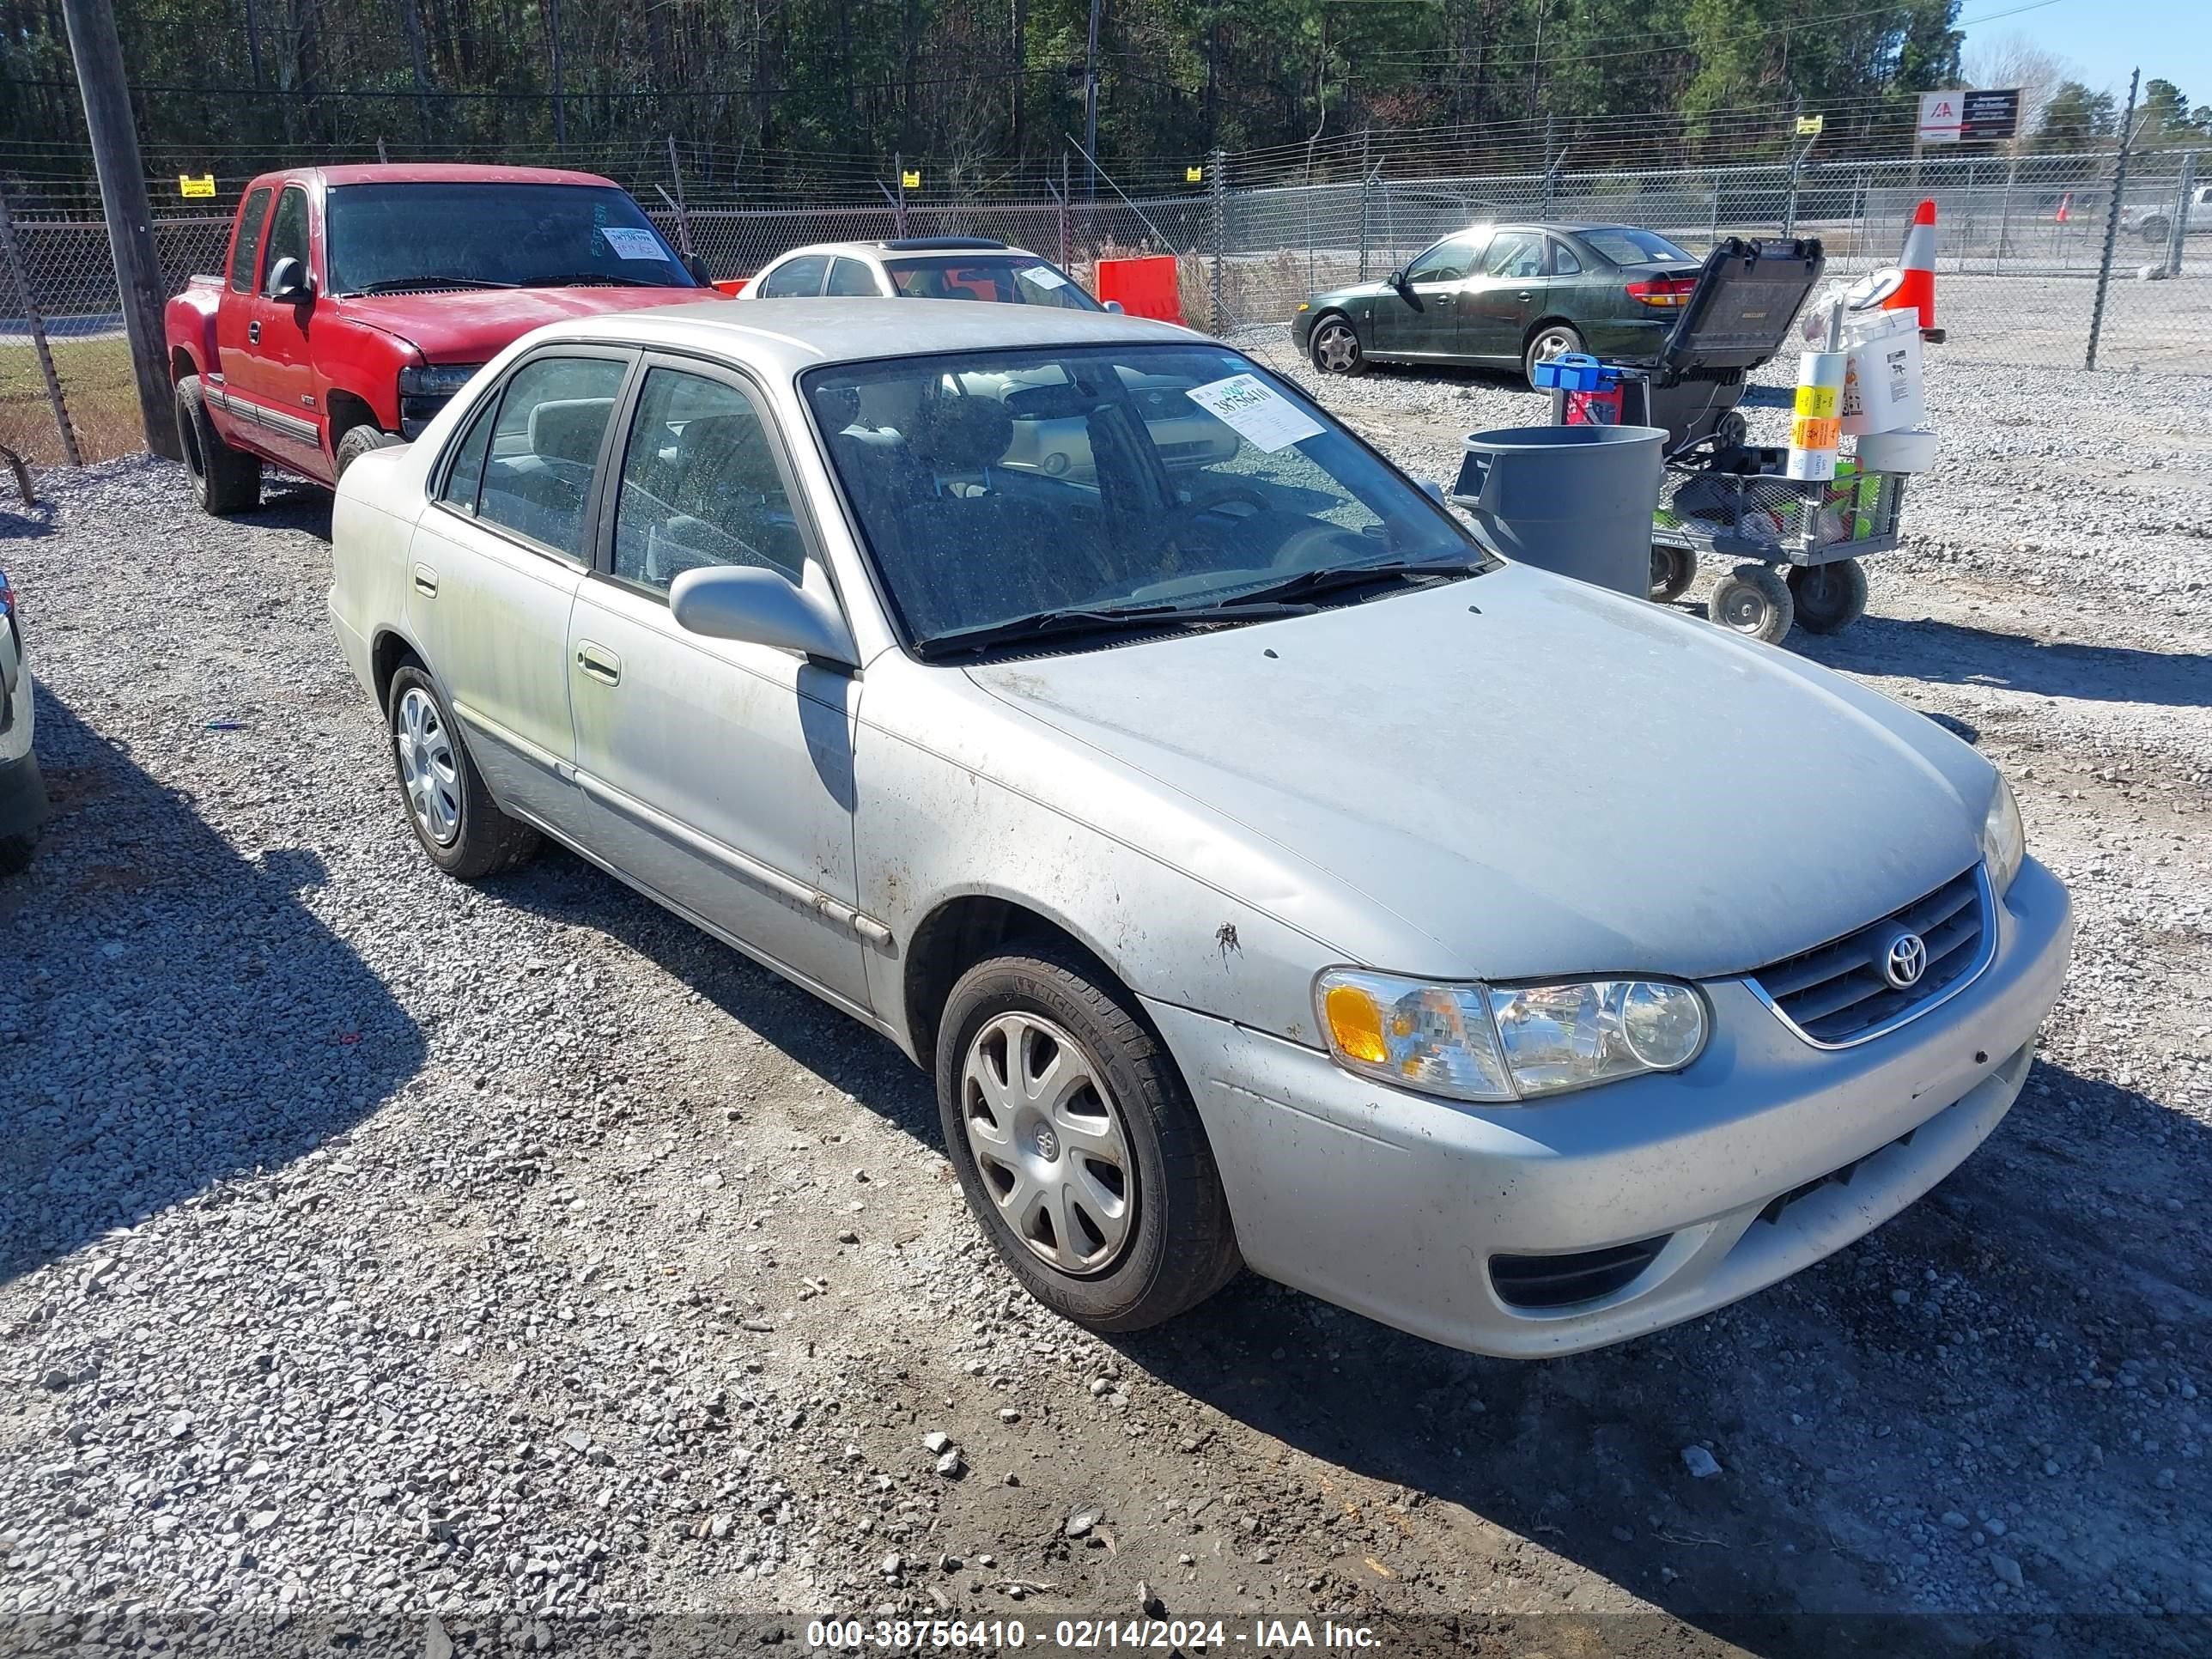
[{"xmin": 1960, "ymin": 0, "xmax": 2212, "ymax": 106}]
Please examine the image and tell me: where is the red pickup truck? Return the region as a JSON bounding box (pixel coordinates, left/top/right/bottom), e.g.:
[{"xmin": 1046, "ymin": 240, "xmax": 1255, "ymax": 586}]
[{"xmin": 164, "ymin": 163, "xmax": 722, "ymax": 515}]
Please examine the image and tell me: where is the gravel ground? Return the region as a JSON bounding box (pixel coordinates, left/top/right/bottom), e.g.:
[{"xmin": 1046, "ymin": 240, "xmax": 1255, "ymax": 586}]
[{"xmin": 3, "ymin": 347, "xmax": 2209, "ymax": 1658}]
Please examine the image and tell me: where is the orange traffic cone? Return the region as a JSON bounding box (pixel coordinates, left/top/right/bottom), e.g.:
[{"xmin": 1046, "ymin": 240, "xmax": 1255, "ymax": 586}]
[
  {"xmin": 2054, "ymin": 191, "xmax": 2072, "ymax": 223},
  {"xmin": 1882, "ymin": 198, "xmax": 1943, "ymax": 343}
]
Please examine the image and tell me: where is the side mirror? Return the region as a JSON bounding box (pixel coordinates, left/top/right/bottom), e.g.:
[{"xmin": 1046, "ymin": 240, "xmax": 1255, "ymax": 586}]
[
  {"xmin": 1387, "ymin": 268, "xmax": 1410, "ymax": 294},
  {"xmin": 683, "ymin": 252, "xmax": 712, "ymax": 287},
  {"xmin": 670, "ymin": 564, "xmax": 858, "ymax": 667},
  {"xmin": 1420, "ymin": 480, "xmax": 1448, "ymax": 507},
  {"xmin": 266, "ymin": 256, "xmax": 311, "ymax": 304},
  {"xmin": 1103, "ymin": 299, "xmax": 1125, "ymax": 313}
]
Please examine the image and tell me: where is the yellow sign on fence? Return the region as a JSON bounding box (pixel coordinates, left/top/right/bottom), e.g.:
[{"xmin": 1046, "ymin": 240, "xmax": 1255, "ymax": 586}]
[
  {"xmin": 900, "ymin": 169, "xmax": 921, "ymax": 191},
  {"xmin": 1186, "ymin": 165, "xmax": 1204, "ymax": 184},
  {"xmin": 179, "ymin": 173, "xmax": 216, "ymax": 198},
  {"xmin": 1795, "ymin": 114, "xmax": 1824, "ymax": 137}
]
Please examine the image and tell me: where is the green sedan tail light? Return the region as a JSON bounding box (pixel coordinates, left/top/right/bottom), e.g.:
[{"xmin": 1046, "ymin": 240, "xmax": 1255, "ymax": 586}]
[{"xmin": 1626, "ymin": 277, "xmax": 1697, "ymax": 307}]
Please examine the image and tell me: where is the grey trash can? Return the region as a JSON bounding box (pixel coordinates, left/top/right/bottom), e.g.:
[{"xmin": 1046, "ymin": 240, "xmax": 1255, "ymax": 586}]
[{"xmin": 1449, "ymin": 423, "xmax": 1666, "ymax": 599}]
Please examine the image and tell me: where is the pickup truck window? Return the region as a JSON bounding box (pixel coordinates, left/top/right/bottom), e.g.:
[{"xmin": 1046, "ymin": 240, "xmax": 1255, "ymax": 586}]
[
  {"xmin": 262, "ymin": 188, "xmax": 310, "ymax": 293},
  {"xmin": 229, "ymin": 188, "xmax": 272, "ymax": 294},
  {"xmin": 324, "ymin": 184, "xmax": 692, "ymax": 296}
]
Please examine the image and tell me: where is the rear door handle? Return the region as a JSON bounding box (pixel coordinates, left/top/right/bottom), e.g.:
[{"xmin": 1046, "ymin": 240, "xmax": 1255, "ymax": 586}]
[
  {"xmin": 575, "ymin": 642, "xmax": 621, "ymax": 686},
  {"xmin": 410, "ymin": 562, "xmax": 438, "ymax": 598},
  {"xmin": 1517, "ymin": 290, "xmax": 1534, "ymax": 301},
  {"xmin": 247, "ymin": 319, "xmax": 261, "ymax": 344}
]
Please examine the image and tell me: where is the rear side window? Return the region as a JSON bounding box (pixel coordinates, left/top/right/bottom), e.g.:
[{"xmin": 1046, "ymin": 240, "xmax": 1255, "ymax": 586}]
[
  {"xmin": 826, "ymin": 257, "xmax": 879, "ymax": 296},
  {"xmin": 471, "ymin": 356, "xmax": 629, "ymax": 556},
  {"xmin": 260, "ymin": 188, "xmax": 310, "ymax": 292},
  {"xmin": 1482, "ymin": 232, "xmax": 1544, "ymax": 279},
  {"xmin": 757, "ymin": 255, "xmax": 829, "ymax": 298},
  {"xmin": 439, "ymin": 395, "xmax": 498, "ymax": 514},
  {"xmin": 229, "ymin": 189, "xmax": 273, "ymax": 293}
]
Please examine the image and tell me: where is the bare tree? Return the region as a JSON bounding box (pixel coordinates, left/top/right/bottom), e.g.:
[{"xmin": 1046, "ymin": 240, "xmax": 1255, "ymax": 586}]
[{"xmin": 1963, "ymin": 29, "xmax": 2079, "ymax": 145}]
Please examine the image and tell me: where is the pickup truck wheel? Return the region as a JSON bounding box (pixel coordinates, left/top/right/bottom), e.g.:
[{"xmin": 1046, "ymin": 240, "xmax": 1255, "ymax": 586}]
[
  {"xmin": 938, "ymin": 943, "xmax": 1241, "ymax": 1333},
  {"xmin": 335, "ymin": 423, "xmax": 400, "ymax": 479},
  {"xmin": 386, "ymin": 665, "xmax": 539, "ymax": 880},
  {"xmin": 175, "ymin": 374, "xmax": 261, "ymax": 516},
  {"xmin": 0, "ymin": 830, "xmax": 36, "ymax": 878}
]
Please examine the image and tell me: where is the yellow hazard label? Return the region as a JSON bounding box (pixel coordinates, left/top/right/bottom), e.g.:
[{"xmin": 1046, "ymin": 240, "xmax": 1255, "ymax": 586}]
[
  {"xmin": 1796, "ymin": 114, "xmax": 1825, "ymax": 137},
  {"xmin": 900, "ymin": 169, "xmax": 921, "ymax": 190},
  {"xmin": 1794, "ymin": 383, "xmax": 1839, "ymax": 418},
  {"xmin": 1792, "ymin": 416, "xmax": 1841, "ymax": 451},
  {"xmin": 1187, "ymin": 166, "xmax": 1204, "ymax": 184},
  {"xmin": 179, "ymin": 173, "xmax": 216, "ymax": 198}
]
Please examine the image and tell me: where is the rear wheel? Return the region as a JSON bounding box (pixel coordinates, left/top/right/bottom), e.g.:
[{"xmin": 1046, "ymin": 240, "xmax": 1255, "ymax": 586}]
[
  {"xmin": 386, "ymin": 664, "xmax": 539, "ymax": 880},
  {"xmin": 174, "ymin": 374, "xmax": 261, "ymax": 517},
  {"xmin": 1650, "ymin": 544, "xmax": 1697, "ymax": 605},
  {"xmin": 937, "ymin": 943, "xmax": 1240, "ymax": 1333},
  {"xmin": 1310, "ymin": 315, "xmax": 1366, "ymax": 375},
  {"xmin": 1788, "ymin": 558, "xmax": 1869, "ymax": 635},
  {"xmin": 1523, "ymin": 322, "xmax": 1583, "ymax": 387},
  {"xmin": 1711, "ymin": 564, "xmax": 1794, "ymax": 645},
  {"xmin": 335, "ymin": 422, "xmax": 401, "ymax": 479}
]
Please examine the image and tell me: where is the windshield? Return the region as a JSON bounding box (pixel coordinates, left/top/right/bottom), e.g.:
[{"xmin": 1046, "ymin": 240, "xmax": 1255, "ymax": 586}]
[
  {"xmin": 1582, "ymin": 228, "xmax": 1693, "ymax": 267},
  {"xmin": 326, "ymin": 183, "xmax": 695, "ymax": 295},
  {"xmin": 805, "ymin": 343, "xmax": 1489, "ymax": 650},
  {"xmin": 884, "ymin": 257, "xmax": 1102, "ymax": 310}
]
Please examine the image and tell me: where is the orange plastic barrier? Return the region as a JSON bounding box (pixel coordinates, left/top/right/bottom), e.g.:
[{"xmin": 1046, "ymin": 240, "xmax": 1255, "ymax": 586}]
[{"xmin": 1093, "ymin": 255, "xmax": 1182, "ymax": 324}]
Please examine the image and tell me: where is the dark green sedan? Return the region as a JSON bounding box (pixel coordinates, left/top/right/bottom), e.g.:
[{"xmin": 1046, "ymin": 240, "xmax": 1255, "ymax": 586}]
[{"xmin": 1291, "ymin": 222, "xmax": 1704, "ymax": 386}]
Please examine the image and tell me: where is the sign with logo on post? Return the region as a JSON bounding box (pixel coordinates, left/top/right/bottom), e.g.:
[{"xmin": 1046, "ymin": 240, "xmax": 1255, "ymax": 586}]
[
  {"xmin": 178, "ymin": 173, "xmax": 216, "ymax": 198},
  {"xmin": 1186, "ymin": 165, "xmax": 1204, "ymax": 184},
  {"xmin": 1917, "ymin": 91, "xmax": 1965, "ymax": 144},
  {"xmin": 1960, "ymin": 88, "xmax": 2022, "ymax": 141}
]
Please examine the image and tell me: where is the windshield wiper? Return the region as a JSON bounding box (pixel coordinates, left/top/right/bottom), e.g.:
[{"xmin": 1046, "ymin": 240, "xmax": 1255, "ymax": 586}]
[
  {"xmin": 355, "ymin": 276, "xmax": 519, "ymax": 293},
  {"xmin": 1212, "ymin": 558, "xmax": 1486, "ymax": 610},
  {"xmin": 526, "ymin": 272, "xmax": 661, "ymax": 288},
  {"xmin": 914, "ymin": 599, "xmax": 1316, "ymax": 661}
]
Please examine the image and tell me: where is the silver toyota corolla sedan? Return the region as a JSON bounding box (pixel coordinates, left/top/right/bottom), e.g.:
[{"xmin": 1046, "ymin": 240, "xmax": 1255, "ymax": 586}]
[{"xmin": 329, "ymin": 300, "xmax": 2073, "ymax": 1357}]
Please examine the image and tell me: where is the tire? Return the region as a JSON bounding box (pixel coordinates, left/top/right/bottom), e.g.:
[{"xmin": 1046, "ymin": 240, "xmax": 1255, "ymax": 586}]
[
  {"xmin": 1523, "ymin": 322, "xmax": 1583, "ymax": 388},
  {"xmin": 386, "ymin": 664, "xmax": 539, "ymax": 880},
  {"xmin": 1309, "ymin": 314, "xmax": 1366, "ymax": 375},
  {"xmin": 1710, "ymin": 564, "xmax": 1795, "ymax": 645},
  {"xmin": 1789, "ymin": 557, "xmax": 1869, "ymax": 635},
  {"xmin": 2139, "ymin": 218, "xmax": 2171, "ymax": 246},
  {"xmin": 1650, "ymin": 544, "xmax": 1698, "ymax": 605},
  {"xmin": 936, "ymin": 942, "xmax": 1241, "ymax": 1333},
  {"xmin": 174, "ymin": 374, "xmax": 262, "ymax": 517},
  {"xmin": 0, "ymin": 830, "xmax": 35, "ymax": 877},
  {"xmin": 335, "ymin": 422, "xmax": 401, "ymax": 479}
]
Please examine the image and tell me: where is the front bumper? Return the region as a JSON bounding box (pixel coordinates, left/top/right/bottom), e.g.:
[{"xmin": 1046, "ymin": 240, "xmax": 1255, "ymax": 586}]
[
  {"xmin": 1291, "ymin": 308, "xmax": 1316, "ymax": 349},
  {"xmin": 1146, "ymin": 855, "xmax": 2074, "ymax": 1358}
]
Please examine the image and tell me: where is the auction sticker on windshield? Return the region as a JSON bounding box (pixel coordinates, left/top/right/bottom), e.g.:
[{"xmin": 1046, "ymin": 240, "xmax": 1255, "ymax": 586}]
[
  {"xmin": 599, "ymin": 227, "xmax": 664, "ymax": 261},
  {"xmin": 1184, "ymin": 373, "xmax": 1323, "ymax": 453},
  {"xmin": 1024, "ymin": 264, "xmax": 1071, "ymax": 289}
]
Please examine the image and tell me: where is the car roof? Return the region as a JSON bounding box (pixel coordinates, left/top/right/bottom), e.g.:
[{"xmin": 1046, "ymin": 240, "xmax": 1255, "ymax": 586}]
[
  {"xmin": 523, "ymin": 298, "xmax": 1198, "ymax": 375},
  {"xmin": 769, "ymin": 240, "xmax": 1044, "ymax": 263},
  {"xmin": 258, "ymin": 163, "xmax": 621, "ymax": 190}
]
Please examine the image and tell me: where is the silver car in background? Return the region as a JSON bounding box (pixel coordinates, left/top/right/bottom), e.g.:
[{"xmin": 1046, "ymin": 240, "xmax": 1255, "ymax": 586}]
[{"xmin": 329, "ymin": 300, "xmax": 2072, "ymax": 1357}]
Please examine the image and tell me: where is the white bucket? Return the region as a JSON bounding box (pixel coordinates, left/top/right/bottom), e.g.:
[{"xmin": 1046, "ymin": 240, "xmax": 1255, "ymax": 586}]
[
  {"xmin": 1853, "ymin": 428, "xmax": 1938, "ymax": 474},
  {"xmin": 1839, "ymin": 312, "xmax": 1928, "ymax": 436}
]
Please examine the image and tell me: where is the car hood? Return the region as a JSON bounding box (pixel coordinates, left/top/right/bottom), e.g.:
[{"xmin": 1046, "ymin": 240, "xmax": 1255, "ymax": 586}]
[
  {"xmin": 967, "ymin": 565, "xmax": 1993, "ymax": 981},
  {"xmin": 334, "ymin": 285, "xmax": 724, "ymax": 362},
  {"xmin": 1307, "ymin": 280, "xmax": 1394, "ymax": 311}
]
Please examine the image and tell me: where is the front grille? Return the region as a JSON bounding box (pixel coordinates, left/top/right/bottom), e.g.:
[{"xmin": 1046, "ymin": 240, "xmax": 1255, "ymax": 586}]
[
  {"xmin": 1757, "ymin": 1127, "xmax": 1916, "ymax": 1226},
  {"xmin": 1491, "ymin": 1237, "xmax": 1668, "ymax": 1310},
  {"xmin": 1748, "ymin": 865, "xmax": 1989, "ymax": 1047}
]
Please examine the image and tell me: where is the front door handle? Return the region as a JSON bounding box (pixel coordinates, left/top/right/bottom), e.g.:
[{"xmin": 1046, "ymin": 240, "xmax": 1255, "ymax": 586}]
[
  {"xmin": 247, "ymin": 319, "xmax": 261, "ymax": 344},
  {"xmin": 410, "ymin": 562, "xmax": 438, "ymax": 598},
  {"xmin": 575, "ymin": 642, "xmax": 621, "ymax": 686}
]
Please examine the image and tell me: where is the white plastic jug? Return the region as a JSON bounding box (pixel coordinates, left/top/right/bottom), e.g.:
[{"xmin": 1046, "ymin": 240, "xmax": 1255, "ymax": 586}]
[{"xmin": 1838, "ymin": 311, "xmax": 1927, "ymax": 436}]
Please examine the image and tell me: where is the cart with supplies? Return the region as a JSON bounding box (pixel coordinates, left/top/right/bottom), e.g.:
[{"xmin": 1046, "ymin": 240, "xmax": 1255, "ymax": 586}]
[{"xmin": 1536, "ymin": 235, "xmax": 1923, "ymax": 645}]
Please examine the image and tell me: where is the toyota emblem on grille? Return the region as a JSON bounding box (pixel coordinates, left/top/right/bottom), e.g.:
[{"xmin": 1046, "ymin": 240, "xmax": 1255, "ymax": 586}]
[{"xmin": 1881, "ymin": 931, "xmax": 1929, "ymax": 990}]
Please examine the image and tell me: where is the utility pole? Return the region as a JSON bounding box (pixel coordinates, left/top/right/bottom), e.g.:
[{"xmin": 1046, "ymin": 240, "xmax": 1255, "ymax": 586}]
[
  {"xmin": 59, "ymin": 0, "xmax": 179, "ymax": 459},
  {"xmin": 1083, "ymin": 0, "xmax": 1102, "ymax": 201},
  {"xmin": 546, "ymin": 0, "xmax": 568, "ymax": 153}
]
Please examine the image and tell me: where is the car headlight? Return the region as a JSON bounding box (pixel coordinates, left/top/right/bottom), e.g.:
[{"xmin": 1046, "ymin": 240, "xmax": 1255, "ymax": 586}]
[
  {"xmin": 1315, "ymin": 968, "xmax": 1709, "ymax": 1103},
  {"xmin": 1981, "ymin": 771, "xmax": 2025, "ymax": 895},
  {"xmin": 1296, "ymin": 302, "xmax": 1311, "ymax": 313},
  {"xmin": 398, "ymin": 363, "xmax": 483, "ymax": 398}
]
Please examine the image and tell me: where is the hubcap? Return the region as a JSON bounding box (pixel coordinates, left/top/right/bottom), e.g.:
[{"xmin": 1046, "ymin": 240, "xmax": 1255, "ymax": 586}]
[
  {"xmin": 959, "ymin": 1012, "xmax": 1135, "ymax": 1277},
  {"xmin": 1315, "ymin": 323, "xmax": 1358, "ymax": 372},
  {"xmin": 1533, "ymin": 331, "xmax": 1575, "ymax": 366},
  {"xmin": 1719, "ymin": 585, "xmax": 1767, "ymax": 630},
  {"xmin": 394, "ymin": 686, "xmax": 462, "ymax": 847}
]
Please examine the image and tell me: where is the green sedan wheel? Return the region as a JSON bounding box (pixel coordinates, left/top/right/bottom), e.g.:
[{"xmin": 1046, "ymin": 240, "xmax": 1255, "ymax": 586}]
[
  {"xmin": 1523, "ymin": 323, "xmax": 1584, "ymax": 388},
  {"xmin": 1310, "ymin": 315, "xmax": 1366, "ymax": 376}
]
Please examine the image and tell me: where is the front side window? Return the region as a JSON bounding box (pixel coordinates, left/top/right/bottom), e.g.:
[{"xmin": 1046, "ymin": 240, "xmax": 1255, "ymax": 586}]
[
  {"xmin": 884, "ymin": 258, "xmax": 1102, "ymax": 309},
  {"xmin": 260, "ymin": 188, "xmax": 310, "ymax": 292},
  {"xmin": 806, "ymin": 343, "xmax": 1486, "ymax": 650},
  {"xmin": 324, "ymin": 184, "xmax": 692, "ymax": 295},
  {"xmin": 825, "ymin": 257, "xmax": 881, "ymax": 296},
  {"xmin": 470, "ymin": 356, "xmax": 629, "ymax": 556},
  {"xmin": 229, "ymin": 189, "xmax": 273, "ymax": 294},
  {"xmin": 1404, "ymin": 236, "xmax": 1483, "ymax": 284},
  {"xmin": 611, "ymin": 368, "xmax": 805, "ymax": 589},
  {"xmin": 757, "ymin": 255, "xmax": 830, "ymax": 298}
]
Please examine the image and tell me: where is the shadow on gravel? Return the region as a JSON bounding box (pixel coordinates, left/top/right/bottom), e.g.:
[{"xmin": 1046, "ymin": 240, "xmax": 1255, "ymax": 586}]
[
  {"xmin": 251, "ymin": 478, "xmax": 336, "ymax": 542},
  {"xmin": 0, "ymin": 499, "xmax": 56, "ymax": 541},
  {"xmin": 0, "ymin": 690, "xmax": 423, "ymax": 1284},
  {"xmin": 1796, "ymin": 615, "xmax": 2212, "ymax": 709}
]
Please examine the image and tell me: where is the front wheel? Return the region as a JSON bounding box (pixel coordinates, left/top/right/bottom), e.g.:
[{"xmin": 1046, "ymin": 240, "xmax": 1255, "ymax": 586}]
[
  {"xmin": 1309, "ymin": 315, "xmax": 1366, "ymax": 375},
  {"xmin": 1711, "ymin": 564, "xmax": 1795, "ymax": 645},
  {"xmin": 1523, "ymin": 322, "xmax": 1583, "ymax": 387},
  {"xmin": 937, "ymin": 944, "xmax": 1240, "ymax": 1333},
  {"xmin": 1789, "ymin": 557, "xmax": 1869, "ymax": 635},
  {"xmin": 335, "ymin": 422, "xmax": 401, "ymax": 479}
]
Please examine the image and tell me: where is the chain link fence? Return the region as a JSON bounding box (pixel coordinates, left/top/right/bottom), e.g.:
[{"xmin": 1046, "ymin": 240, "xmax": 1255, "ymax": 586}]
[{"xmin": 2, "ymin": 144, "xmax": 2203, "ymax": 467}]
